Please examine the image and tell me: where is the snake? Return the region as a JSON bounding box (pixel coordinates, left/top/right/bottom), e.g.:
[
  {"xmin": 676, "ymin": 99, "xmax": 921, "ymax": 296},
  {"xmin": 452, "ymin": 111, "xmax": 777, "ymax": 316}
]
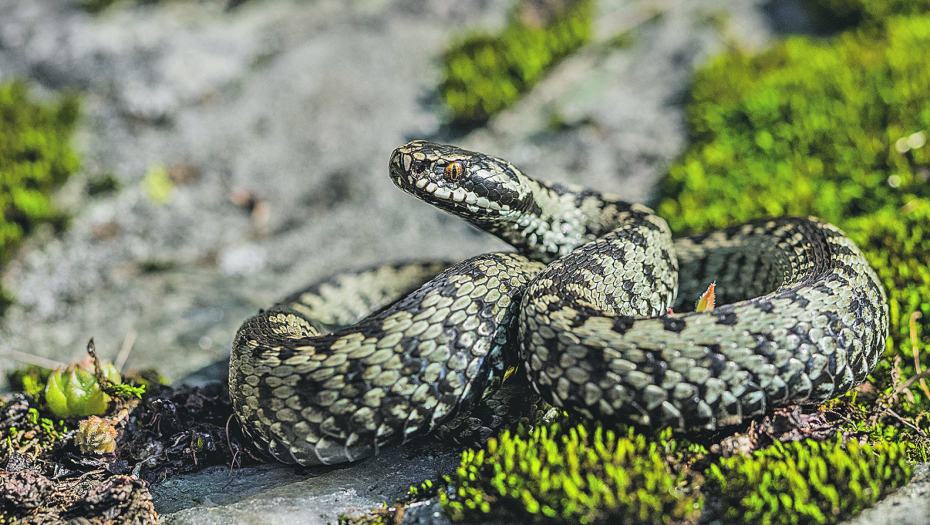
[{"xmin": 229, "ymin": 140, "xmax": 888, "ymax": 466}]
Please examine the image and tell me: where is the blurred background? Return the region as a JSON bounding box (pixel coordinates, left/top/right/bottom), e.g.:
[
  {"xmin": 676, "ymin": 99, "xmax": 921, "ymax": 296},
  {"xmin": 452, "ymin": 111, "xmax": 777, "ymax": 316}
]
[{"xmin": 0, "ymin": 0, "xmax": 820, "ymax": 385}]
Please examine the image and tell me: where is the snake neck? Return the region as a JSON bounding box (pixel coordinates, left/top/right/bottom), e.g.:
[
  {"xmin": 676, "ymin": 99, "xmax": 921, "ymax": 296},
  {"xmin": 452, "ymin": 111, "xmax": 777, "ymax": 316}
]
[
  {"xmin": 465, "ymin": 177, "xmax": 654, "ymax": 264},
  {"xmin": 388, "ymin": 141, "xmax": 664, "ymax": 263}
]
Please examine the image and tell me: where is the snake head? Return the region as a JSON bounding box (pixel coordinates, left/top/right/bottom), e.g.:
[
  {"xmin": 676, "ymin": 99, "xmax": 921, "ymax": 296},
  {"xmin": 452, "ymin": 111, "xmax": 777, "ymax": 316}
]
[{"xmin": 390, "ymin": 141, "xmax": 530, "ymax": 218}]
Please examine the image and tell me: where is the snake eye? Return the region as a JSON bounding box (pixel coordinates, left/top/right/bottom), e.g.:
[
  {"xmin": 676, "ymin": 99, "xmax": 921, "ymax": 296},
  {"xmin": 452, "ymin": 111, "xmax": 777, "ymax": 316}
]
[{"xmin": 443, "ymin": 161, "xmax": 465, "ymax": 182}]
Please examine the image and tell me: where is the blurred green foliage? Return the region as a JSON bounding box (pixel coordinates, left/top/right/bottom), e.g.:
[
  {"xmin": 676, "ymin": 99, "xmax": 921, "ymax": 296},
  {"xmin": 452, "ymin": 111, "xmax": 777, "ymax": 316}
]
[
  {"xmin": 803, "ymin": 0, "xmax": 930, "ymax": 29},
  {"xmin": 0, "ymin": 82, "xmax": 81, "ymax": 311},
  {"xmin": 658, "ymin": 16, "xmax": 930, "ymax": 232},
  {"xmin": 81, "ymin": 0, "xmax": 119, "ymax": 12},
  {"xmin": 441, "ymin": 422, "xmax": 701, "ymax": 524},
  {"xmin": 86, "ymin": 173, "xmax": 121, "ymax": 196},
  {"xmin": 440, "ymin": 0, "xmax": 593, "ymax": 123},
  {"xmin": 706, "ymin": 438, "xmax": 912, "ymax": 524},
  {"xmin": 6, "ymin": 365, "xmax": 52, "ymax": 399}
]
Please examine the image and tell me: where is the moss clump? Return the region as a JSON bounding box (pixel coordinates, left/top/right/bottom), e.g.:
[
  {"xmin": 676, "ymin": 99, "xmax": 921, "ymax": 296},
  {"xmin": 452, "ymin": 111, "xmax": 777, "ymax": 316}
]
[
  {"xmin": 0, "ymin": 81, "xmax": 81, "ymax": 311},
  {"xmin": 658, "ymin": 16, "xmax": 930, "ymax": 233},
  {"xmin": 803, "ymin": 0, "xmax": 930, "ymax": 29},
  {"xmin": 441, "ymin": 422, "xmax": 701, "ymax": 524},
  {"xmin": 6, "ymin": 365, "xmax": 52, "ymax": 399},
  {"xmin": 706, "ymin": 439, "xmax": 912, "ymax": 524},
  {"xmin": 440, "ymin": 0, "xmax": 593, "ymax": 123}
]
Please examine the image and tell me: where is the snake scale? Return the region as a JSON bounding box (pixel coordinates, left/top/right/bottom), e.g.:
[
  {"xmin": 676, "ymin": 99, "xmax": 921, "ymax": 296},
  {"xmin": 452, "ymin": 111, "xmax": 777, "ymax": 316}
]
[{"xmin": 230, "ymin": 141, "xmax": 888, "ymax": 466}]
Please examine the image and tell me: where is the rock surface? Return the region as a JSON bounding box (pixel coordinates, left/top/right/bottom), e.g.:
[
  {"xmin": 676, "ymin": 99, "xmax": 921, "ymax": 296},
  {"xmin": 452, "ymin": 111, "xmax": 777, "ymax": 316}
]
[
  {"xmin": 842, "ymin": 463, "xmax": 930, "ymax": 525},
  {"xmin": 156, "ymin": 442, "xmax": 462, "ymax": 524},
  {"xmin": 0, "ymin": 0, "xmax": 922, "ymax": 523}
]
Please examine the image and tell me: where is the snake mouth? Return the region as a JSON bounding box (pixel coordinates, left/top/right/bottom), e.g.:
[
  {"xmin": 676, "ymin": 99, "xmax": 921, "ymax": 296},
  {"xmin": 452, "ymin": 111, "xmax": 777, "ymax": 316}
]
[{"xmin": 391, "ymin": 170, "xmax": 506, "ymax": 211}]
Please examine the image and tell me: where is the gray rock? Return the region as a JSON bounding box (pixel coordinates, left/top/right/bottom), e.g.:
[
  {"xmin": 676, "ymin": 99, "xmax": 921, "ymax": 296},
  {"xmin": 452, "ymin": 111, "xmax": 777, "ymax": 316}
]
[
  {"xmin": 843, "ymin": 463, "xmax": 930, "ymax": 525},
  {"xmin": 0, "ymin": 0, "xmax": 922, "ymax": 523},
  {"xmin": 155, "ymin": 442, "xmax": 462, "ymax": 525}
]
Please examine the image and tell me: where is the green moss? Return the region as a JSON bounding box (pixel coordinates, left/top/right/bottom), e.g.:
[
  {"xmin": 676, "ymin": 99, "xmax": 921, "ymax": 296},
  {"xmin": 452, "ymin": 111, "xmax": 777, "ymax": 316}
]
[
  {"xmin": 6, "ymin": 365, "xmax": 52, "ymax": 399},
  {"xmin": 441, "ymin": 422, "xmax": 701, "ymax": 524},
  {"xmin": 657, "ymin": 16, "xmax": 930, "ymax": 233},
  {"xmin": 706, "ymin": 438, "xmax": 912, "ymax": 524},
  {"xmin": 440, "ymin": 0, "xmax": 593, "ymax": 123},
  {"xmin": 0, "ymin": 81, "xmax": 81, "ymax": 312},
  {"xmin": 406, "ymin": 479, "xmax": 437, "ymax": 501}
]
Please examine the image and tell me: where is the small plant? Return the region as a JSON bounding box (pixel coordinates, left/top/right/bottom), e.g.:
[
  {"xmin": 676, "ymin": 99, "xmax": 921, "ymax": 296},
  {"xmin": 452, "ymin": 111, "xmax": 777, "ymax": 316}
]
[
  {"xmin": 407, "ymin": 479, "xmax": 437, "ymax": 501},
  {"xmin": 706, "ymin": 438, "xmax": 912, "ymax": 524},
  {"xmin": 75, "ymin": 415, "xmax": 118, "ymax": 454},
  {"xmin": 6, "ymin": 365, "xmax": 52, "ymax": 398},
  {"xmin": 45, "ymin": 357, "xmax": 122, "ymax": 418}
]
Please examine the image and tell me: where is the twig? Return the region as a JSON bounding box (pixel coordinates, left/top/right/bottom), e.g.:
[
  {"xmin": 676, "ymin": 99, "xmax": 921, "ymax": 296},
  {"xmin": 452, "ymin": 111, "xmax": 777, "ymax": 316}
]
[
  {"xmin": 0, "ymin": 345, "xmax": 66, "ymax": 370},
  {"xmin": 882, "ymin": 406, "xmax": 930, "ymax": 439},
  {"xmin": 909, "ymin": 312, "xmax": 930, "ymax": 400},
  {"xmin": 898, "ymin": 369, "xmax": 930, "ymax": 394},
  {"xmin": 226, "ymin": 413, "xmax": 240, "ymax": 477},
  {"xmin": 115, "ymin": 329, "xmax": 137, "ymax": 372},
  {"xmin": 85, "ymin": 338, "xmax": 106, "ymax": 384}
]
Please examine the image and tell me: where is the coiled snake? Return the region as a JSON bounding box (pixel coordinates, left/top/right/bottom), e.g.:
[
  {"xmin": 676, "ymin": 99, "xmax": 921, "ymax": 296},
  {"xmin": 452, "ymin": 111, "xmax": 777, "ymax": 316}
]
[{"xmin": 230, "ymin": 141, "xmax": 888, "ymax": 466}]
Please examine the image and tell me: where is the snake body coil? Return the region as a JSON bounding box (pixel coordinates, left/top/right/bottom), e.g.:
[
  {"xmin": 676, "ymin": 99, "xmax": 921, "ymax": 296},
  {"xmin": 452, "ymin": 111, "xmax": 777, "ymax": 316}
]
[{"xmin": 230, "ymin": 141, "xmax": 888, "ymax": 466}]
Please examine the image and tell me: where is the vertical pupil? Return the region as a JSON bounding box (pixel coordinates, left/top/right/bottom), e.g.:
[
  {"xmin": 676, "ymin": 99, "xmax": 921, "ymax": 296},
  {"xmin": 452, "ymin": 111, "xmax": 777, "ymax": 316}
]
[{"xmin": 445, "ymin": 162, "xmax": 462, "ymax": 181}]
